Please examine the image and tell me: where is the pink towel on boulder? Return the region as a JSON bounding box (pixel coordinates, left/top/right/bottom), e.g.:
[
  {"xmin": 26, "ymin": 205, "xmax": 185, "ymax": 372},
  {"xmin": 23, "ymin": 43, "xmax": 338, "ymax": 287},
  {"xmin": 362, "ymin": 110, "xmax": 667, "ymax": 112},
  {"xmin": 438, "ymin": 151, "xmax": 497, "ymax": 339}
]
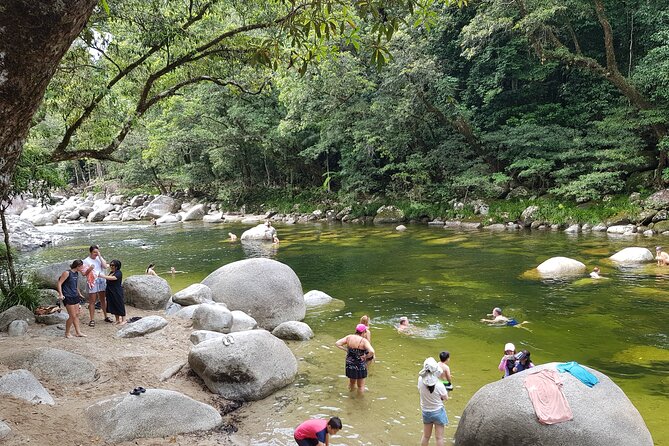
[{"xmin": 523, "ymin": 369, "xmax": 573, "ymax": 425}]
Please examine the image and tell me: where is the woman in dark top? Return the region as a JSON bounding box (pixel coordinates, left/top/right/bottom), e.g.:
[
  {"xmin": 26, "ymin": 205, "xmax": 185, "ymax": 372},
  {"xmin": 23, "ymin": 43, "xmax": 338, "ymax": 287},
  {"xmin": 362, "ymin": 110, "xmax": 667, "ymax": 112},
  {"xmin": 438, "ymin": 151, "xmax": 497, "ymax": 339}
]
[
  {"xmin": 56, "ymin": 259, "xmax": 87, "ymax": 338},
  {"xmin": 99, "ymin": 259, "xmax": 126, "ymax": 325},
  {"xmin": 335, "ymin": 324, "xmax": 375, "ymax": 392}
]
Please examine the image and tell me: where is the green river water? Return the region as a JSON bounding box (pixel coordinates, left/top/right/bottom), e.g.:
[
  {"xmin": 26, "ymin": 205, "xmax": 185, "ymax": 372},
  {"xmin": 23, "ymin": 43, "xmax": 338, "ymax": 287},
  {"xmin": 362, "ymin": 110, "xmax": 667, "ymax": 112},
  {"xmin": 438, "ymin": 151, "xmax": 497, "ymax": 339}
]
[{"xmin": 19, "ymin": 222, "xmax": 668, "ymax": 445}]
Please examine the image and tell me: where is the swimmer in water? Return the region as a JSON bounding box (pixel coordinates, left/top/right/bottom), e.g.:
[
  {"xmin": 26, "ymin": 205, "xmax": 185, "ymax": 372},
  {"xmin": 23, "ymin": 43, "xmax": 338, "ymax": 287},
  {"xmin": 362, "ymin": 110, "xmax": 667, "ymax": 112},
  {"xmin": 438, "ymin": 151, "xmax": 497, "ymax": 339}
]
[{"xmin": 481, "ymin": 307, "xmax": 529, "ymax": 329}]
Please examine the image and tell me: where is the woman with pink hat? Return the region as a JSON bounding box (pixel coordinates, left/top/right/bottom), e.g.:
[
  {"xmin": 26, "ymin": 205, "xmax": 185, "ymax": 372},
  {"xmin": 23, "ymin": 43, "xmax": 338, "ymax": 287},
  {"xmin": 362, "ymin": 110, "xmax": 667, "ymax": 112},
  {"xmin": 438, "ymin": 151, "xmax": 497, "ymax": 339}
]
[
  {"xmin": 418, "ymin": 357, "xmax": 449, "ymax": 446},
  {"xmin": 335, "ymin": 323, "xmax": 375, "ymax": 392}
]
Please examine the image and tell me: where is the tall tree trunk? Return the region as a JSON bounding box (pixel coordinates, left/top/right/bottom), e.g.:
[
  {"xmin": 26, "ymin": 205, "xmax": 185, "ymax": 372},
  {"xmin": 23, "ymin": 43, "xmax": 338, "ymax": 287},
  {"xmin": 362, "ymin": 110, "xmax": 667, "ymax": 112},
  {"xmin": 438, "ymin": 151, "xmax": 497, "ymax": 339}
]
[
  {"xmin": 0, "ymin": 0, "xmax": 98, "ymax": 200},
  {"xmin": 0, "ymin": 209, "xmax": 17, "ymax": 289}
]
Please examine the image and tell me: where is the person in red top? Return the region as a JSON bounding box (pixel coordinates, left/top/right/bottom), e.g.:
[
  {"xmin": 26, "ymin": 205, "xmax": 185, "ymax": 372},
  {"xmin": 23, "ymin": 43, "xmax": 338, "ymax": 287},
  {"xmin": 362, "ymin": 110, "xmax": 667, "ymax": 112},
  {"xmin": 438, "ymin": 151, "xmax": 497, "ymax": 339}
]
[{"xmin": 293, "ymin": 417, "xmax": 342, "ymax": 446}]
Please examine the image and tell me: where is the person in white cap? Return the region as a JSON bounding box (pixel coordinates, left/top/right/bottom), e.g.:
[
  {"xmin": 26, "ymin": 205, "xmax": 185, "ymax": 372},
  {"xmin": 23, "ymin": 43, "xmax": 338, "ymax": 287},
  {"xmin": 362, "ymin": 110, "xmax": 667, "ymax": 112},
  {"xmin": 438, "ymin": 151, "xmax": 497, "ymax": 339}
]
[
  {"xmin": 417, "ymin": 357, "xmax": 448, "ymax": 446},
  {"xmin": 498, "ymin": 342, "xmax": 517, "ymax": 378},
  {"xmin": 656, "ymin": 246, "xmax": 669, "ymax": 266}
]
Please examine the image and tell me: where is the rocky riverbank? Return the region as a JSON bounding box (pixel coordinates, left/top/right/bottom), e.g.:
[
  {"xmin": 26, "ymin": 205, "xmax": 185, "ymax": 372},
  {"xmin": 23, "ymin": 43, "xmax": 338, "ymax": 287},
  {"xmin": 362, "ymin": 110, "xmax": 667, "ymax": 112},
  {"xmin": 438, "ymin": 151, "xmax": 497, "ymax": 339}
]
[{"xmin": 9, "ymin": 189, "xmax": 669, "ymax": 252}]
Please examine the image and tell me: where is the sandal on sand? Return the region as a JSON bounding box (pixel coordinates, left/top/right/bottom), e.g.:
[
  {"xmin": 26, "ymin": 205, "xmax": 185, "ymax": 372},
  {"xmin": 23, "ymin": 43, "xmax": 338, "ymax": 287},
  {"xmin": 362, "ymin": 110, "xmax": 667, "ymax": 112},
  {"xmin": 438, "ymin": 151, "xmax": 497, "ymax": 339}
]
[
  {"xmin": 104, "ymin": 317, "xmax": 113, "ymax": 323},
  {"xmin": 88, "ymin": 320, "xmax": 95, "ymax": 327}
]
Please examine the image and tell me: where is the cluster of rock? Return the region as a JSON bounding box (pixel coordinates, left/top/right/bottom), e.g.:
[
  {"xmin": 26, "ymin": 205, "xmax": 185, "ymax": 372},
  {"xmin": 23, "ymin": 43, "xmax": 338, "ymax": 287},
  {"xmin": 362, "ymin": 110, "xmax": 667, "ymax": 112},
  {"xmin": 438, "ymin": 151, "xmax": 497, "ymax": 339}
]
[
  {"xmin": 0, "ymin": 258, "xmax": 333, "ymax": 442},
  {"xmin": 535, "ymin": 247, "xmax": 655, "ymax": 278}
]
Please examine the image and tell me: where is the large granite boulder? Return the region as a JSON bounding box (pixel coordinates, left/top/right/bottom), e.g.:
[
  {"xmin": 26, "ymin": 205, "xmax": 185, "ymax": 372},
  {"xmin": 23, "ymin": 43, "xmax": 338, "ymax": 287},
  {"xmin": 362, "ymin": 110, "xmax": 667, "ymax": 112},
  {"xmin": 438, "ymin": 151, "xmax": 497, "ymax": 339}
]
[
  {"xmin": 85, "ymin": 389, "xmax": 221, "ymax": 443},
  {"xmin": 188, "ymin": 329, "xmax": 298, "ymax": 401},
  {"xmin": 32, "ymin": 261, "xmax": 87, "ymax": 296},
  {"xmin": 201, "ymin": 258, "xmax": 305, "ymax": 330},
  {"xmin": 7, "ymin": 320, "xmax": 28, "ymax": 336},
  {"xmin": 373, "ymin": 205, "xmax": 405, "ymax": 224},
  {"xmin": 609, "ymin": 247, "xmax": 654, "ymax": 263},
  {"xmin": 0, "ymin": 369, "xmax": 54, "ymax": 405},
  {"xmin": 182, "ymin": 203, "xmax": 206, "ymax": 221},
  {"xmin": 19, "ymin": 206, "xmax": 57, "ymax": 226},
  {"xmin": 140, "ymin": 195, "xmax": 181, "ymax": 219},
  {"xmin": 1, "ymin": 348, "xmax": 97, "ymax": 384},
  {"xmin": 272, "ymin": 321, "xmax": 314, "ymax": 340},
  {"xmin": 536, "ymin": 257, "xmax": 586, "ymax": 277},
  {"xmin": 172, "ymin": 284, "xmax": 213, "ymax": 306},
  {"xmin": 192, "ymin": 304, "xmax": 233, "ymax": 333},
  {"xmin": 115, "ymin": 316, "xmax": 168, "ymax": 338},
  {"xmin": 454, "ymin": 363, "xmax": 653, "ymax": 446},
  {"xmin": 123, "ymin": 275, "xmax": 172, "ymax": 310},
  {"xmin": 240, "ymin": 223, "xmax": 275, "ymax": 241},
  {"xmin": 0, "ymin": 305, "xmax": 35, "ymax": 332}
]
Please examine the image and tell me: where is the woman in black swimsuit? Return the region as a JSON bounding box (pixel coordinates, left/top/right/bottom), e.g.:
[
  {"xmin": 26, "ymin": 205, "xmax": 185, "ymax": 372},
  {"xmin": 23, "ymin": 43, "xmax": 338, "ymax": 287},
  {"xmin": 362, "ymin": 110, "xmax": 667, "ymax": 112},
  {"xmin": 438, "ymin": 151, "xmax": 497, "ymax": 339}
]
[{"xmin": 335, "ymin": 324, "xmax": 375, "ymax": 392}]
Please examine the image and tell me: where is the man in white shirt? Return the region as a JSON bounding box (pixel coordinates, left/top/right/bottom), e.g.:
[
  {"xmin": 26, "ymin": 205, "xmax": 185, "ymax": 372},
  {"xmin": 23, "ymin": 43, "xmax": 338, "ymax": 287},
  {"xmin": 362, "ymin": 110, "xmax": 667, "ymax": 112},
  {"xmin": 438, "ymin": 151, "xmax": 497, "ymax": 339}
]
[{"xmin": 83, "ymin": 245, "xmax": 110, "ymax": 326}]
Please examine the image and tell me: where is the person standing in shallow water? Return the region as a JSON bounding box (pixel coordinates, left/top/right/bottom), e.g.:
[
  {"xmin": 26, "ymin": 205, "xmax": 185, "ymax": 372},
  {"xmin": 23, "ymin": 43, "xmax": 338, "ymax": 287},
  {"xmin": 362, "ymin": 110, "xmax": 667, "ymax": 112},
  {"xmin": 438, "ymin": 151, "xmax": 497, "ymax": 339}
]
[
  {"xmin": 99, "ymin": 259, "xmax": 126, "ymax": 325},
  {"xmin": 418, "ymin": 357, "xmax": 449, "ymax": 446},
  {"xmin": 56, "ymin": 259, "xmax": 87, "ymax": 338},
  {"xmin": 335, "ymin": 324, "xmax": 375, "ymax": 392}
]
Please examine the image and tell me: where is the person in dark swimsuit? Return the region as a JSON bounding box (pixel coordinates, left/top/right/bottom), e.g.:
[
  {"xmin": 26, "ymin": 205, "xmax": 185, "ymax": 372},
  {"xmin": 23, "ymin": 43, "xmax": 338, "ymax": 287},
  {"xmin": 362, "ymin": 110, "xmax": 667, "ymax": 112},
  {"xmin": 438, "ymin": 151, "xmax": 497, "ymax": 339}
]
[
  {"xmin": 335, "ymin": 324, "xmax": 375, "ymax": 392},
  {"xmin": 56, "ymin": 259, "xmax": 87, "ymax": 338},
  {"xmin": 99, "ymin": 259, "xmax": 126, "ymax": 325}
]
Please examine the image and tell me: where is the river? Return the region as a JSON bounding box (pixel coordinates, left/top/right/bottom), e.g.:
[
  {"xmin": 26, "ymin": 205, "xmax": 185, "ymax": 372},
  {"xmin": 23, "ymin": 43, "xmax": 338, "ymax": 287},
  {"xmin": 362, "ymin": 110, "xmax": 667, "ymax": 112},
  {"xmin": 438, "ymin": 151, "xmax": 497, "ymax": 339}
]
[{"xmin": 19, "ymin": 221, "xmax": 668, "ymax": 445}]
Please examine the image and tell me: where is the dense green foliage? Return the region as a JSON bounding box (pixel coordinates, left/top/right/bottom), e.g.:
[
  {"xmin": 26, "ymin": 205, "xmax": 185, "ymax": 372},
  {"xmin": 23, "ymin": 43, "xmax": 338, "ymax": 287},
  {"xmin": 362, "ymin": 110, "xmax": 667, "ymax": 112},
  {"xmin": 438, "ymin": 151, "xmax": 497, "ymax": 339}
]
[{"xmin": 25, "ymin": 0, "xmax": 669, "ymax": 208}]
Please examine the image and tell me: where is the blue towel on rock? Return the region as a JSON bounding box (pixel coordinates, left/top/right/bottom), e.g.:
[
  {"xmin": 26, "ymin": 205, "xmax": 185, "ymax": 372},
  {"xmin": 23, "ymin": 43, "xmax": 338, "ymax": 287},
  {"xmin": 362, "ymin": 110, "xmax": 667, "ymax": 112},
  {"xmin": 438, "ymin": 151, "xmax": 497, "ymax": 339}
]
[{"xmin": 556, "ymin": 361, "xmax": 599, "ymax": 387}]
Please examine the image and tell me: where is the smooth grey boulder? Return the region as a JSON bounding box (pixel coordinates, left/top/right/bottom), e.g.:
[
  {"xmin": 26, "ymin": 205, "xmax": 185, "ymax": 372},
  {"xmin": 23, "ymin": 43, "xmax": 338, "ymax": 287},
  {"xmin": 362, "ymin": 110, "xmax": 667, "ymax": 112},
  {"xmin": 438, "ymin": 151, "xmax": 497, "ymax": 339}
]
[
  {"xmin": 189, "ymin": 329, "xmax": 297, "ymax": 401},
  {"xmin": 396, "ymin": 224, "xmax": 407, "ymax": 231},
  {"xmin": 241, "ymin": 223, "xmax": 275, "ymax": 240},
  {"xmin": 7, "ymin": 320, "xmax": 28, "ymax": 336},
  {"xmin": 192, "ymin": 304, "xmax": 233, "ymax": 333},
  {"xmin": 0, "ymin": 305, "xmax": 35, "ymax": 332},
  {"xmin": 156, "ymin": 213, "xmax": 181, "ymax": 224},
  {"xmin": 454, "ymin": 363, "xmax": 653, "ymax": 446},
  {"xmin": 182, "ymin": 203, "xmax": 206, "ymax": 221},
  {"xmin": 2, "ymin": 348, "xmax": 97, "ymax": 384},
  {"xmin": 202, "ymin": 212, "xmax": 224, "ymax": 223},
  {"xmin": 201, "ymin": 258, "xmax": 305, "ymax": 330},
  {"xmin": 174, "ymin": 304, "xmax": 202, "ymax": 319},
  {"xmin": 609, "ymin": 247, "xmax": 654, "ymax": 263},
  {"xmin": 373, "ymin": 205, "xmax": 405, "ymax": 224},
  {"xmin": 173, "ymin": 283, "xmax": 213, "ymax": 306},
  {"xmin": 0, "ymin": 369, "xmax": 54, "ymax": 405},
  {"xmin": 190, "ymin": 329, "xmax": 226, "ymax": 345},
  {"xmin": 85, "ymin": 389, "xmax": 221, "ymax": 443},
  {"xmin": 116, "ymin": 316, "xmax": 168, "ymax": 338},
  {"xmin": 35, "ymin": 312, "xmax": 68, "ymax": 325},
  {"xmin": 304, "ymin": 290, "xmax": 333, "ymax": 307},
  {"xmin": 123, "ymin": 275, "xmax": 172, "ymax": 310},
  {"xmin": 230, "ymin": 310, "xmax": 258, "ymax": 332},
  {"xmin": 0, "ymin": 420, "xmax": 10, "ymax": 439},
  {"xmin": 32, "ymin": 260, "xmax": 71, "ymax": 289},
  {"xmin": 607, "ymin": 224, "xmax": 636, "ymax": 234},
  {"xmin": 536, "ymin": 257, "xmax": 586, "ymax": 277},
  {"xmin": 140, "ymin": 195, "xmax": 181, "ymax": 219},
  {"xmin": 272, "ymin": 321, "xmax": 314, "ymax": 340}
]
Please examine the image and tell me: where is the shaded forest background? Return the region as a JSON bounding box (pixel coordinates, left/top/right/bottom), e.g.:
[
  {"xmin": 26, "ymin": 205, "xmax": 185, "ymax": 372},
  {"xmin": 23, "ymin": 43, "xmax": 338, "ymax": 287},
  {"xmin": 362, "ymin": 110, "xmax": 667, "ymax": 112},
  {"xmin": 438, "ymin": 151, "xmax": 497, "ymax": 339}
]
[{"xmin": 23, "ymin": 0, "xmax": 669, "ymax": 210}]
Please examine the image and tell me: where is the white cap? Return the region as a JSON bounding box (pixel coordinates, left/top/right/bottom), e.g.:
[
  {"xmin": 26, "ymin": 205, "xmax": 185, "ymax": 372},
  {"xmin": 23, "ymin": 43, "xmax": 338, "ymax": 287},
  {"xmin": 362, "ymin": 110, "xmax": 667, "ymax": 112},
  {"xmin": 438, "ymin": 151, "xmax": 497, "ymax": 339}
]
[{"xmin": 504, "ymin": 342, "xmax": 515, "ymax": 352}]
